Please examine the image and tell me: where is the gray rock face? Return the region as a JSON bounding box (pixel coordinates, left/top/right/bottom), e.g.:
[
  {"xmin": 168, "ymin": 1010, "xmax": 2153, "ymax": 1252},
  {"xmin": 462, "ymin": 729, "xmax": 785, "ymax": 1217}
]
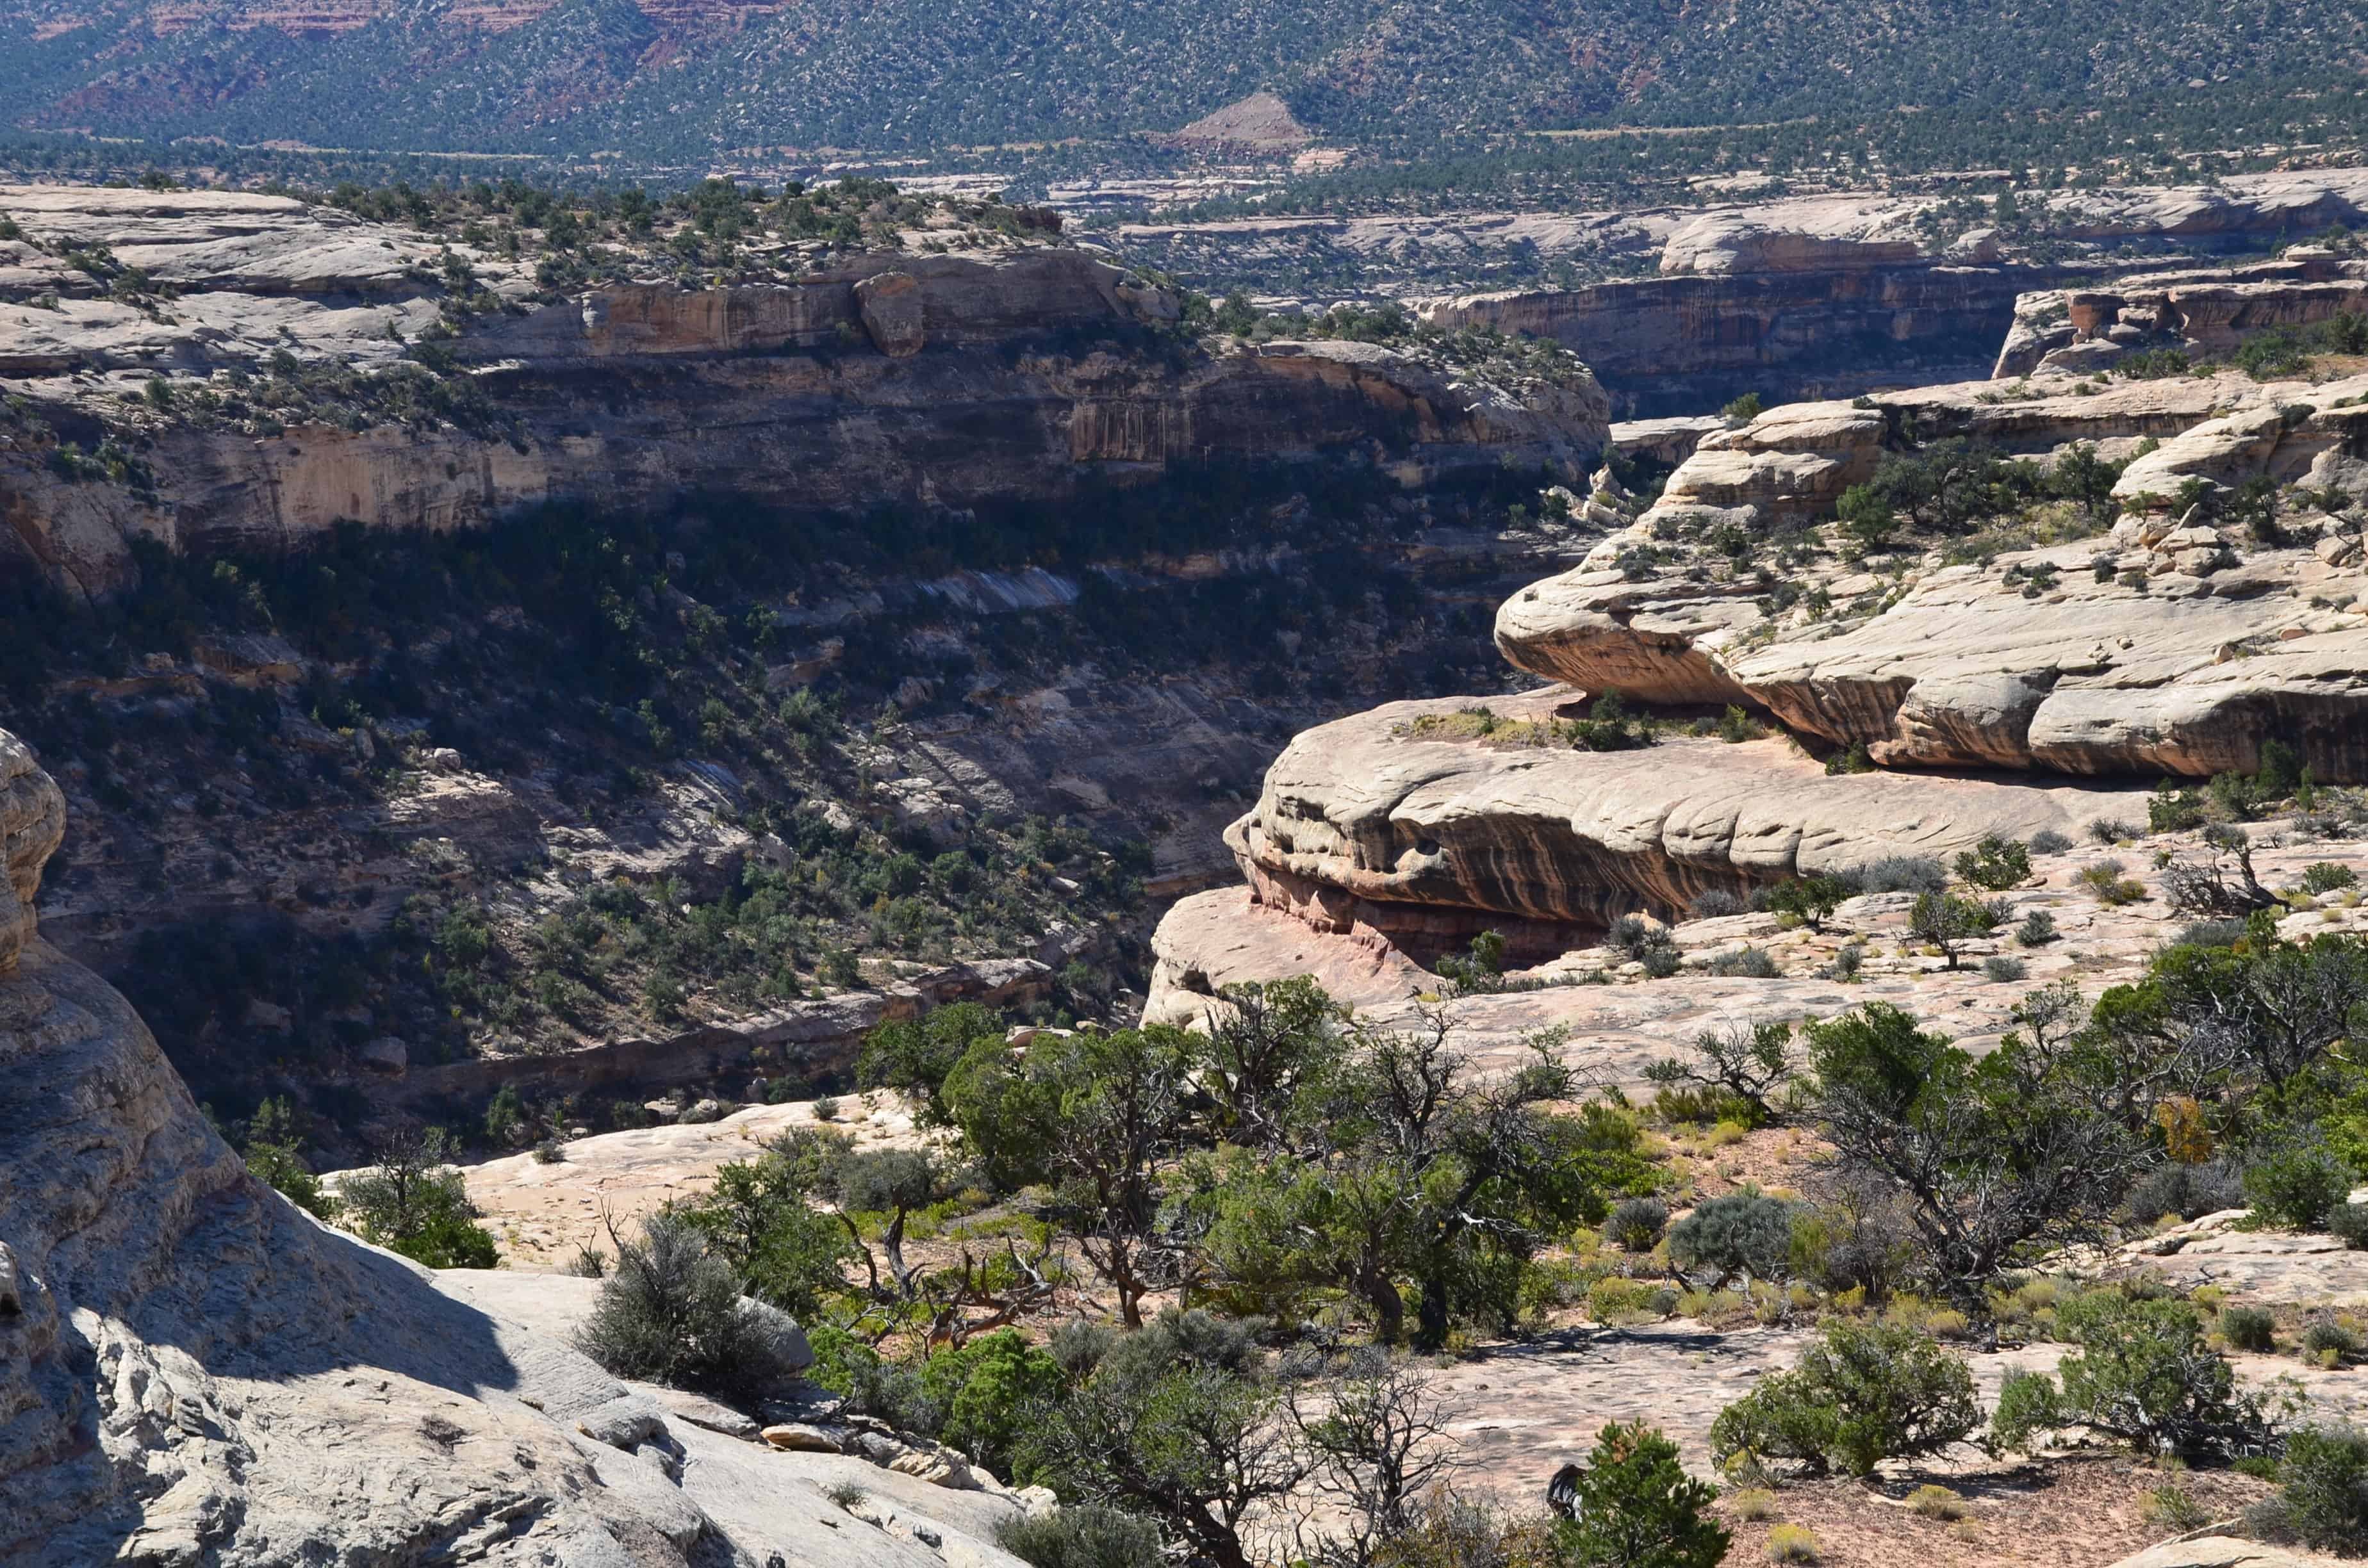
[{"xmin": 0, "ymin": 726, "xmax": 1023, "ymax": 1567}]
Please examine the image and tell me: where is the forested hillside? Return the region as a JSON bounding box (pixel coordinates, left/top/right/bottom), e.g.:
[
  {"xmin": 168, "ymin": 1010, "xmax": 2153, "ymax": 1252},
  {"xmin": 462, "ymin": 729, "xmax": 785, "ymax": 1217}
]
[{"xmin": 4, "ymin": 0, "xmax": 2364, "ymax": 163}]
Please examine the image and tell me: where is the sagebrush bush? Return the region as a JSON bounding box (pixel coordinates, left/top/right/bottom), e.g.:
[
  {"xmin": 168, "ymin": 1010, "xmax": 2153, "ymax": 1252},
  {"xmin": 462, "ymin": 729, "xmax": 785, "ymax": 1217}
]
[
  {"xmin": 2089, "ymin": 817, "xmax": 2137, "ymax": 844},
  {"xmin": 1607, "ymin": 1196, "xmax": 1671, "ymax": 1252},
  {"xmin": 2015, "ymin": 910, "xmax": 2059, "ymax": 947},
  {"xmin": 2330, "ymin": 1202, "xmax": 2368, "ymax": 1251},
  {"xmin": 2028, "ymin": 829, "xmax": 2074, "ymax": 856},
  {"xmin": 2126, "ymin": 1157, "xmax": 2246, "ymax": 1224},
  {"xmin": 1705, "ymin": 945, "xmax": 1780, "ymax": 978},
  {"xmin": 573, "ymin": 1210, "xmax": 798, "ymax": 1401},
  {"xmin": 1846, "ymin": 855, "xmax": 1946, "ymax": 895},
  {"xmin": 1690, "ymin": 889, "xmax": 1748, "ymax": 919},
  {"xmin": 2301, "ymin": 1317, "xmax": 2364, "ymax": 1364},
  {"xmin": 2219, "ymin": 1305, "xmax": 2275, "ymax": 1352},
  {"xmin": 1982, "ymin": 954, "xmax": 2027, "ymax": 983},
  {"xmin": 1670, "ymin": 1192, "xmax": 1797, "ymax": 1286},
  {"xmin": 995, "ymin": 1505, "xmax": 1163, "ymax": 1568}
]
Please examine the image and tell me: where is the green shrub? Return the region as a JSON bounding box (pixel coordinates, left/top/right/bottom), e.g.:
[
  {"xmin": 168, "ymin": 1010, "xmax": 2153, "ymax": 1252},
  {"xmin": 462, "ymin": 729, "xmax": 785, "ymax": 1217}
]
[
  {"xmin": 1954, "ymin": 835, "xmax": 2032, "ymax": 891},
  {"xmin": 1906, "ymin": 1483, "xmax": 1966, "ymax": 1520},
  {"xmin": 1990, "ymin": 1290, "xmax": 2280, "ymax": 1459},
  {"xmin": 338, "ymin": 1127, "xmax": 499, "ymax": 1268},
  {"xmin": 994, "ymin": 1507, "xmax": 1163, "ymax": 1568},
  {"xmin": 2330, "ymin": 1202, "xmax": 2368, "ymax": 1251},
  {"xmin": 2143, "ymin": 1483, "xmax": 2212, "ymax": 1531},
  {"xmin": 1558, "ymin": 1421, "xmax": 1731, "ymax": 1568},
  {"xmin": 2305, "ymin": 862, "xmax": 2360, "ymax": 895},
  {"xmin": 1709, "ymin": 1321, "xmax": 1981, "ymax": 1478},
  {"xmin": 1763, "ymin": 876, "xmax": 1849, "ymax": 932},
  {"xmin": 1670, "ymin": 1192, "xmax": 1797, "ymax": 1287},
  {"xmin": 2220, "ymin": 1305, "xmax": 2276, "ymax": 1352},
  {"xmin": 2149, "ymin": 785, "xmax": 2208, "ymax": 834},
  {"xmin": 2265, "ymin": 1426, "xmax": 2368, "ymax": 1553},
  {"xmin": 1608, "ymin": 1196, "xmax": 1671, "ymax": 1252},
  {"xmin": 2244, "ymin": 1139, "xmax": 2351, "ymax": 1230},
  {"xmin": 2076, "ymin": 860, "xmax": 2146, "ymax": 905},
  {"xmin": 920, "ymin": 1329, "xmax": 1064, "ymax": 1477},
  {"xmin": 2015, "ymin": 910, "xmax": 2059, "ymax": 947}
]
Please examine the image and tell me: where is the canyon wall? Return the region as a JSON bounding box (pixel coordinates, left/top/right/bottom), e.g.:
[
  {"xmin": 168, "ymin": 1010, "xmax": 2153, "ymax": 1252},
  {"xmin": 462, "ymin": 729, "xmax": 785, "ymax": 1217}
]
[
  {"xmin": 1426, "ymin": 263, "xmax": 2046, "ymax": 418},
  {"xmin": 0, "ymin": 186, "xmax": 1609, "ymax": 597}
]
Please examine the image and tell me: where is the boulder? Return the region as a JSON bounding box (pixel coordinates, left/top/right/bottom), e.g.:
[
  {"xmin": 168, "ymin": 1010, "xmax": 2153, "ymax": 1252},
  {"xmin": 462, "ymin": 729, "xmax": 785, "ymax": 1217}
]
[
  {"xmin": 356, "ymin": 1035, "xmax": 409, "ymax": 1075},
  {"xmin": 763, "ymin": 1423, "xmax": 848, "ymax": 1453},
  {"xmin": 856, "ymin": 270, "xmax": 928, "ymax": 357},
  {"xmin": 744, "ymin": 1297, "xmax": 817, "ymax": 1373}
]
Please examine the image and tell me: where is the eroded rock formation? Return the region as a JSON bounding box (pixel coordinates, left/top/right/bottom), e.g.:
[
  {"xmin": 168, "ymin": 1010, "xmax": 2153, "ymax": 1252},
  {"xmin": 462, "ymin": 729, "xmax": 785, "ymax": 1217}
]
[
  {"xmin": 1222, "ymin": 689, "xmax": 2148, "ymax": 952},
  {"xmin": 1498, "ymin": 373, "xmax": 2368, "ymax": 783}
]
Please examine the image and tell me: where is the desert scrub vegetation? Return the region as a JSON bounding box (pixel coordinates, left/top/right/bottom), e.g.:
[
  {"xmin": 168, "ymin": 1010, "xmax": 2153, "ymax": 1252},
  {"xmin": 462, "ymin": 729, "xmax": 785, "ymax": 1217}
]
[
  {"xmin": 1396, "ymin": 690, "xmax": 1661, "ymax": 752},
  {"xmin": 561, "ymin": 978, "xmax": 1729, "ymax": 1567},
  {"xmin": 549, "ymin": 900, "xmax": 2368, "ymax": 1556}
]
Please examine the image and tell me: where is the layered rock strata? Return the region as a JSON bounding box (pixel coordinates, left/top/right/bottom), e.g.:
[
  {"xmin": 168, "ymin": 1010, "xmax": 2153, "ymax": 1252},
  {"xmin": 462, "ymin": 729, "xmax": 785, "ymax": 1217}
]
[
  {"xmin": 1994, "ymin": 250, "xmax": 2368, "ymax": 377},
  {"xmin": 1224, "ymin": 688, "xmax": 2149, "ymax": 951},
  {"xmin": 0, "ymin": 184, "xmax": 1608, "ymax": 596},
  {"xmin": 1499, "ymin": 375, "xmax": 2368, "ymax": 781}
]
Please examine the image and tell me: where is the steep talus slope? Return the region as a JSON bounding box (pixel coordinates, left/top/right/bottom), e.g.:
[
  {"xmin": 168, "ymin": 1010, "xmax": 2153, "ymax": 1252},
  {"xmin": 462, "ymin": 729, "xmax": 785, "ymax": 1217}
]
[{"xmin": 0, "ymin": 724, "xmax": 1032, "ymax": 1565}]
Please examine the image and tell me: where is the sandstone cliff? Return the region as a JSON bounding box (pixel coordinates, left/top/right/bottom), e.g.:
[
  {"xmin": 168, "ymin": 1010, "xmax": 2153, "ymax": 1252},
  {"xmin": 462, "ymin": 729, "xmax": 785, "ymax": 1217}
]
[
  {"xmin": 0, "ymin": 185, "xmax": 1609, "ymax": 597},
  {"xmin": 1497, "ymin": 372, "xmax": 2368, "ymax": 783},
  {"xmin": 0, "ymin": 727, "xmax": 1039, "ymax": 1565},
  {"xmin": 1408, "ymin": 171, "xmax": 2368, "ymax": 416},
  {"xmin": 1220, "ymin": 688, "xmax": 2150, "ymax": 955}
]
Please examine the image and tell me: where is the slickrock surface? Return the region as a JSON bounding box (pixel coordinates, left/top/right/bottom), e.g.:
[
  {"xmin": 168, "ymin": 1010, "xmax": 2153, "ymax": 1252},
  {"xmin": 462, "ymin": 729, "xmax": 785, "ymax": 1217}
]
[
  {"xmin": 1223, "ymin": 687, "xmax": 2153, "ymax": 943},
  {"xmin": 0, "ymin": 183, "xmax": 1607, "ymax": 596},
  {"xmin": 461, "ymin": 1096, "xmax": 932, "ymax": 1267},
  {"xmin": 1498, "ymin": 375, "xmax": 2368, "ymax": 783},
  {"xmin": 1155, "ymin": 801, "xmax": 2368, "ymax": 1077},
  {"xmin": 0, "ymin": 724, "xmax": 1026, "ymax": 1567}
]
